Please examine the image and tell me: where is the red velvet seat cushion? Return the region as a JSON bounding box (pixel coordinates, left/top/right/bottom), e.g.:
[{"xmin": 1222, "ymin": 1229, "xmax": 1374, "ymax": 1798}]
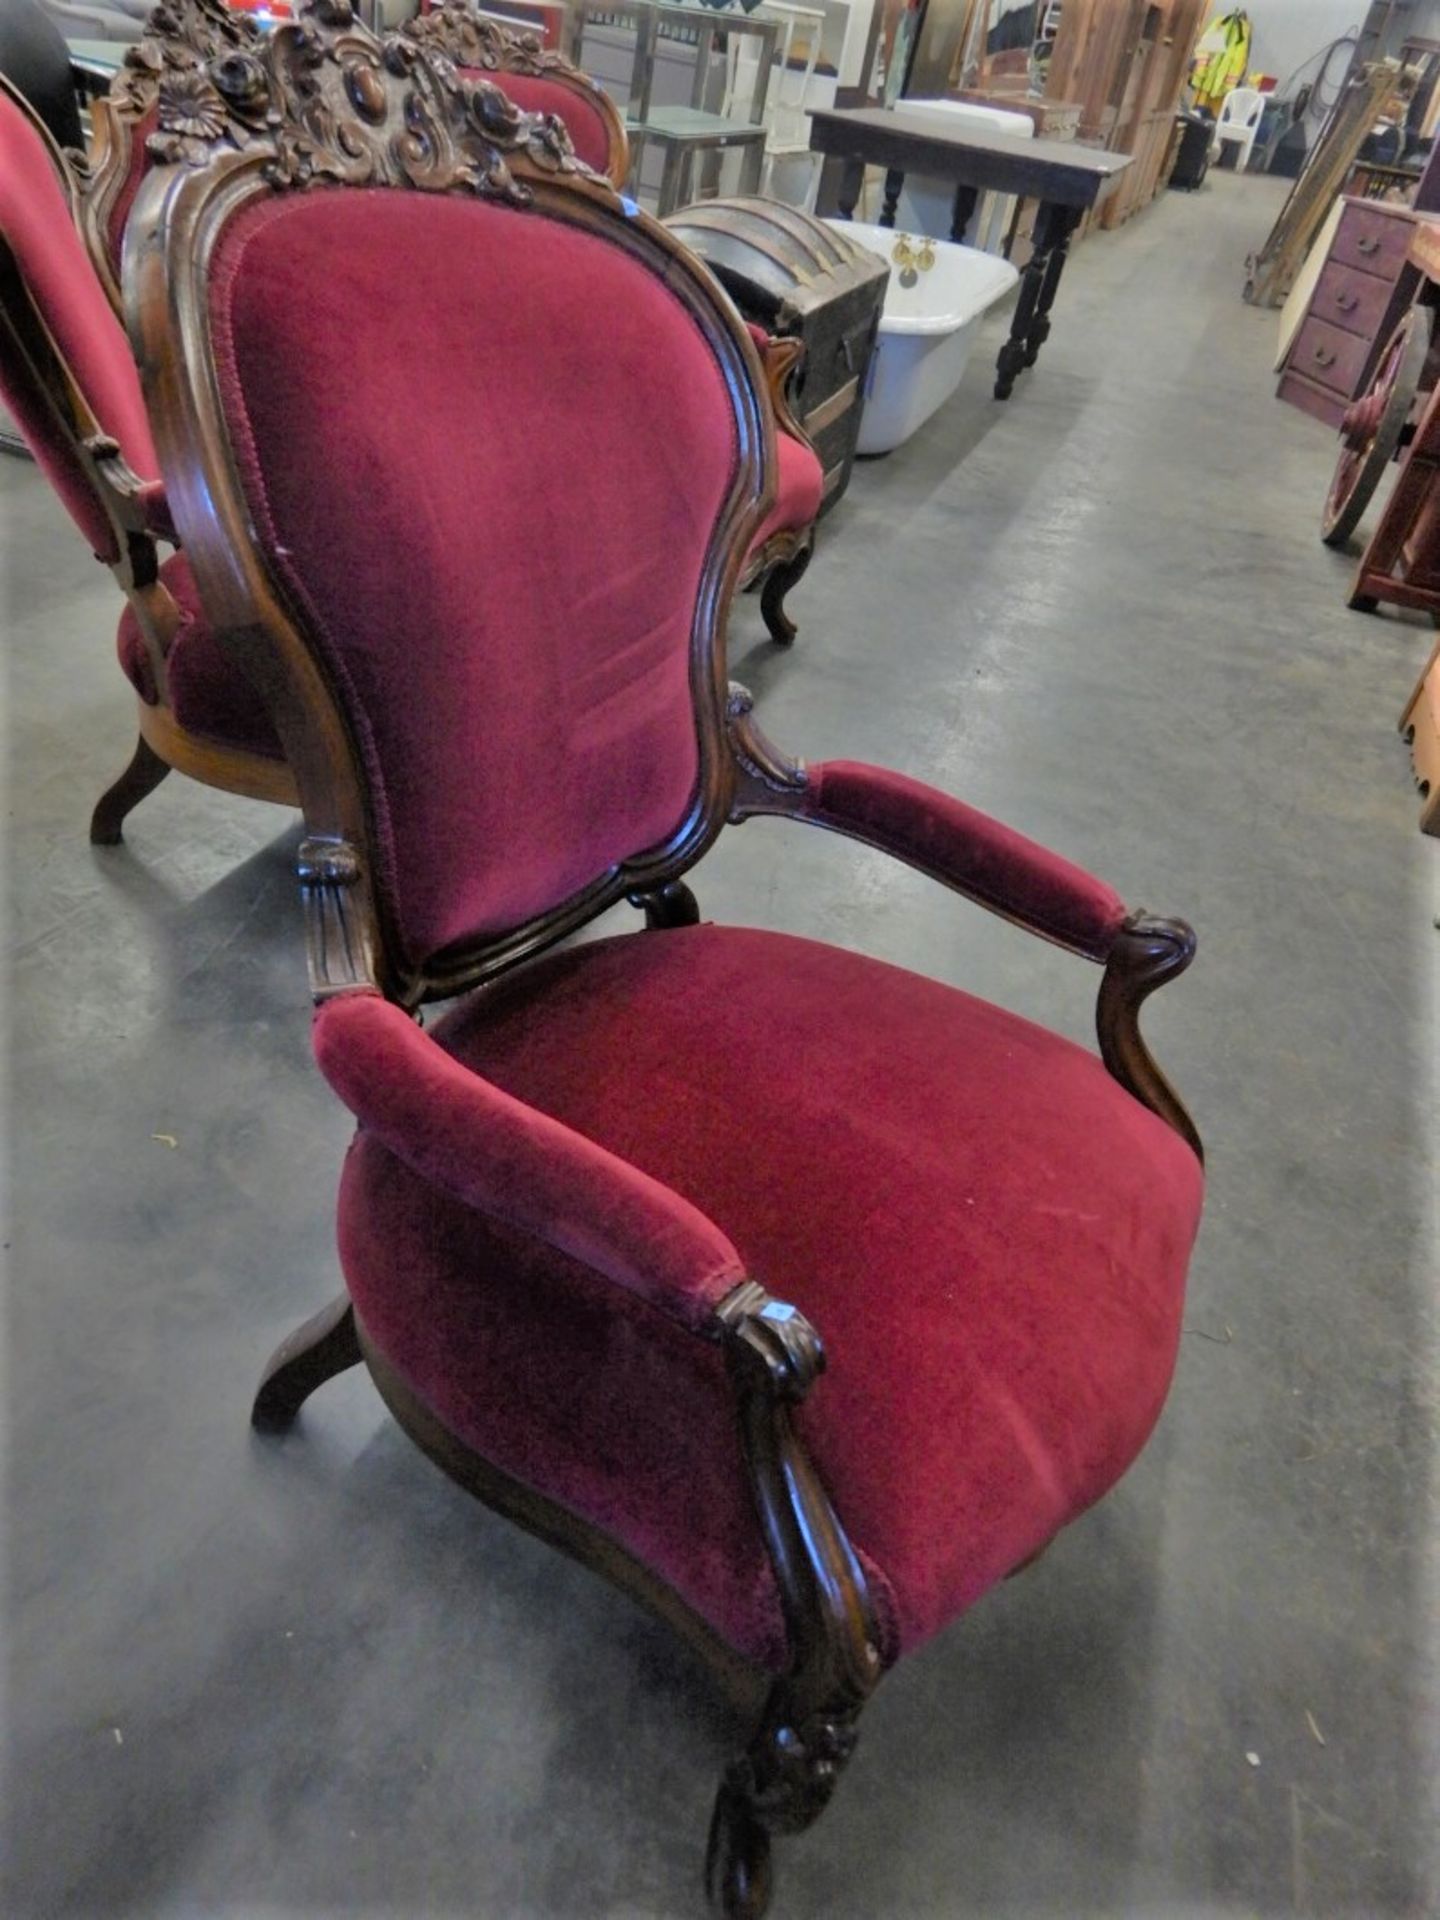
[
  {"xmin": 0, "ymin": 88, "xmax": 159, "ymax": 561},
  {"xmin": 459, "ymin": 69, "xmax": 615, "ymax": 177},
  {"xmin": 336, "ymin": 924, "xmax": 1203, "ymax": 1674},
  {"xmin": 115, "ymin": 551, "xmax": 281, "ymax": 759},
  {"xmin": 751, "ymin": 426, "xmax": 822, "ymax": 551}
]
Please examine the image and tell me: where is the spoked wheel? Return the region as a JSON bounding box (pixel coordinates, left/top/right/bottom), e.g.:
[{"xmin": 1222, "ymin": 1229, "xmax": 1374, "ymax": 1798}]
[{"xmin": 1322, "ymin": 306, "xmax": 1433, "ymax": 549}]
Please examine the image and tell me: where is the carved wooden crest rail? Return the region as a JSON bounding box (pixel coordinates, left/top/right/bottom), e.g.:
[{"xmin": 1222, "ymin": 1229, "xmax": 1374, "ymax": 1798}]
[{"xmin": 142, "ymin": 0, "xmax": 581, "ymax": 195}]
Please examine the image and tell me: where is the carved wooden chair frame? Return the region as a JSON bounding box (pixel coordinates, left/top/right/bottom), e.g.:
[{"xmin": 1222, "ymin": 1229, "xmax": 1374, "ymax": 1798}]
[
  {"xmin": 71, "ymin": 0, "xmax": 262, "ymax": 316},
  {"xmin": 402, "ymin": 0, "xmax": 630, "ymax": 185},
  {"xmin": 125, "ymin": 8, "xmax": 1200, "ymax": 1913},
  {"xmin": 0, "ymin": 70, "xmax": 297, "ymax": 842}
]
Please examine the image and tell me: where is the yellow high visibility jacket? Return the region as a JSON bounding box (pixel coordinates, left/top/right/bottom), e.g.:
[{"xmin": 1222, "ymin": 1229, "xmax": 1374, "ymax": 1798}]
[{"xmin": 1192, "ymin": 9, "xmax": 1252, "ymax": 113}]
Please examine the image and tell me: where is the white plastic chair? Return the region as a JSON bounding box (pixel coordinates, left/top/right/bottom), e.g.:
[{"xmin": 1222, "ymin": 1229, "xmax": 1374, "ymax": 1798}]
[{"xmin": 1213, "ymin": 86, "xmax": 1264, "ymax": 172}]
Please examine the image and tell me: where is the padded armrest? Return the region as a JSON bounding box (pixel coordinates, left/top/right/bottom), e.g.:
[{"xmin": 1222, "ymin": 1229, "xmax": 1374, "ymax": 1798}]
[
  {"xmin": 313, "ymin": 991, "xmax": 747, "ymax": 1336},
  {"xmin": 799, "ymin": 761, "xmax": 1130, "ymax": 962}
]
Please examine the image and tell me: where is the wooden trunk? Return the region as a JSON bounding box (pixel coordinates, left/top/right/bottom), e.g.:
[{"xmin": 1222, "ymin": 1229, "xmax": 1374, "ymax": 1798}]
[{"xmin": 663, "ymin": 197, "xmax": 889, "ymax": 515}]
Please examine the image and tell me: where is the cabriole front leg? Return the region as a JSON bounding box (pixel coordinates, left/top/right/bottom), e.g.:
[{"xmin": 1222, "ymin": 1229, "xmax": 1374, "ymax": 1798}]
[
  {"xmin": 759, "ymin": 540, "xmax": 813, "ymax": 647},
  {"xmin": 706, "ymin": 1283, "xmax": 884, "ymax": 1917},
  {"xmin": 90, "ymin": 732, "xmax": 171, "ymax": 845},
  {"xmin": 251, "ymin": 1293, "xmax": 362, "ymax": 1433}
]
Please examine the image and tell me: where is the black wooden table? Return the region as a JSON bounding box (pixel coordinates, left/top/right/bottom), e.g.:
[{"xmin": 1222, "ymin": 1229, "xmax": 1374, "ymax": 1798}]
[{"xmin": 807, "ymin": 105, "xmax": 1132, "ymax": 398}]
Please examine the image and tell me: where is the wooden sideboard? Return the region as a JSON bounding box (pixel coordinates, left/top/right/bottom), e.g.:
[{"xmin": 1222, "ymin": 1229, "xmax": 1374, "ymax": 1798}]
[{"xmin": 1278, "ymin": 199, "xmax": 1440, "ymax": 429}]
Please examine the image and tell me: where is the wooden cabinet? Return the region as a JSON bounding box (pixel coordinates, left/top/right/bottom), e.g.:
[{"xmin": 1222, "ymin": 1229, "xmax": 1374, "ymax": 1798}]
[
  {"xmin": 1277, "ymin": 199, "xmax": 1437, "ymax": 428},
  {"xmin": 1044, "ymin": 0, "xmax": 1208, "ymax": 229}
]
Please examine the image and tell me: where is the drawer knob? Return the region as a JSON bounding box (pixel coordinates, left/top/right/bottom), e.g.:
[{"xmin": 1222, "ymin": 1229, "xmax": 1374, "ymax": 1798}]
[
  {"xmin": 1313, "ymin": 345, "xmax": 1337, "ymax": 368},
  {"xmin": 1356, "ymin": 235, "xmax": 1380, "ymax": 256},
  {"xmin": 1335, "ymin": 291, "xmax": 1359, "ymax": 313}
]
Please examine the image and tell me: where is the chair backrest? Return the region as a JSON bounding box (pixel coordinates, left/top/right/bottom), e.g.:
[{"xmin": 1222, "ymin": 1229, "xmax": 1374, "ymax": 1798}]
[
  {"xmin": 1218, "ymin": 86, "xmax": 1262, "ymax": 134},
  {"xmin": 128, "ymin": 5, "xmax": 772, "ymax": 1006},
  {"xmin": 0, "ymin": 76, "xmax": 158, "ymax": 562},
  {"xmin": 74, "ymin": 0, "xmax": 263, "ymax": 311},
  {"xmin": 402, "ymin": 1, "xmax": 629, "ymax": 183}
]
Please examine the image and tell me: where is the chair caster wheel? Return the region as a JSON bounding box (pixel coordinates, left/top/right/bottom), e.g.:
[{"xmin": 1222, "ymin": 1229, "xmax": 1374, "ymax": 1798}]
[{"xmin": 705, "ymin": 1784, "xmax": 773, "ymax": 1919}]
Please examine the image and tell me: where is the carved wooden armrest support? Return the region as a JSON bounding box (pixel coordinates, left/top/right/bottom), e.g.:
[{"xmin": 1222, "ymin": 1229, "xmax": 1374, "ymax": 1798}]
[
  {"xmin": 726, "ymin": 683, "xmax": 809, "ymax": 810},
  {"xmin": 298, "ymin": 836, "xmax": 378, "ymax": 1000},
  {"xmin": 708, "ymin": 1275, "xmax": 883, "ymax": 1898},
  {"xmin": 715, "ymin": 1279, "xmax": 825, "ymax": 1400},
  {"xmin": 83, "ymin": 432, "xmax": 175, "ymax": 546},
  {"xmin": 1097, "ymin": 913, "xmax": 1203, "ymax": 1161},
  {"xmin": 746, "ymin": 328, "xmax": 810, "ymax": 449}
]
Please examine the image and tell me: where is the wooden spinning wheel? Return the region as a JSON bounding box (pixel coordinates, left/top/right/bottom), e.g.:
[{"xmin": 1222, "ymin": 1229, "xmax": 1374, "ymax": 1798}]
[{"xmin": 1321, "ymin": 306, "xmax": 1433, "ymax": 549}]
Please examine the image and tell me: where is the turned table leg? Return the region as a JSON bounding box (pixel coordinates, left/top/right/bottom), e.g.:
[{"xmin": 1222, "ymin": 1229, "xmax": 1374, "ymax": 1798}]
[
  {"xmin": 994, "ymin": 201, "xmax": 1077, "ymax": 399},
  {"xmin": 1023, "ymin": 205, "xmax": 1078, "ymax": 368},
  {"xmin": 949, "ymin": 184, "xmax": 979, "ymax": 244},
  {"xmin": 835, "ymin": 157, "xmax": 864, "ymax": 220},
  {"xmin": 880, "ymin": 168, "xmax": 904, "ymax": 228}
]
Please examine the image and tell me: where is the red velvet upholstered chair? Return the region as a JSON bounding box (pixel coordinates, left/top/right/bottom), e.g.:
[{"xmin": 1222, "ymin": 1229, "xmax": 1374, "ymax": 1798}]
[
  {"xmin": 0, "ymin": 74, "xmax": 294, "ymax": 842},
  {"xmin": 128, "ymin": 12, "xmax": 1205, "ymax": 1915}
]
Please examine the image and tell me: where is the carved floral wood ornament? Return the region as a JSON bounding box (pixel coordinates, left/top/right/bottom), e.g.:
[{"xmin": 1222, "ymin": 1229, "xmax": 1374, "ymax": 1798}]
[
  {"xmin": 70, "ymin": 0, "xmax": 264, "ymax": 306},
  {"xmin": 73, "ymin": 0, "xmax": 602, "ymax": 311},
  {"xmin": 146, "ymin": 0, "xmax": 582, "ymax": 191},
  {"xmin": 123, "ymin": 5, "xmax": 1203, "ymax": 1916}
]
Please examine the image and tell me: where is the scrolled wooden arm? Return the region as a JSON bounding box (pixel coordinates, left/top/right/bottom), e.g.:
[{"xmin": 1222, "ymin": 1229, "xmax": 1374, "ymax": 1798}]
[
  {"xmin": 707, "ymin": 1276, "xmax": 884, "ymax": 1905},
  {"xmin": 725, "ymin": 687, "xmax": 1204, "ymax": 1160},
  {"xmin": 744, "ymin": 323, "xmax": 810, "ymax": 449},
  {"xmin": 727, "ymin": 688, "xmax": 1126, "ymax": 961},
  {"xmin": 1097, "ymin": 913, "xmax": 1203, "ymax": 1161}
]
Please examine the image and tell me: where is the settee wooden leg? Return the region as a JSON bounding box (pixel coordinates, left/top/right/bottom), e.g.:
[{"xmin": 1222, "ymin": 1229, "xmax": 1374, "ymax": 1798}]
[
  {"xmin": 90, "ymin": 733, "xmax": 170, "ymax": 845},
  {"xmin": 251, "ymin": 1294, "xmax": 362, "ymax": 1433},
  {"xmin": 760, "ymin": 544, "xmax": 812, "ymax": 648}
]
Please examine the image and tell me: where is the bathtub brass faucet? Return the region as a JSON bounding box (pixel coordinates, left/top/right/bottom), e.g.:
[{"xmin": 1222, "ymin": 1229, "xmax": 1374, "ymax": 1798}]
[{"xmin": 890, "ymin": 232, "xmax": 935, "ymax": 287}]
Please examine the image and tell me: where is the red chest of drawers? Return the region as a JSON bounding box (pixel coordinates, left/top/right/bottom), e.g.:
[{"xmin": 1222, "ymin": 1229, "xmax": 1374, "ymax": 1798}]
[{"xmin": 1279, "ymin": 200, "xmax": 1438, "ymax": 429}]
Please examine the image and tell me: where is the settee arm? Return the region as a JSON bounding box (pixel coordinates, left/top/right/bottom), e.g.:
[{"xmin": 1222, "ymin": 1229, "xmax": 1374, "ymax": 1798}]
[{"xmin": 312, "ymin": 990, "xmax": 748, "ymax": 1337}]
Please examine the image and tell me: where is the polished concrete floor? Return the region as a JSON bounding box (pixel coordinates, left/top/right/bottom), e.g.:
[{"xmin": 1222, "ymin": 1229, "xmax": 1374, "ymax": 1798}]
[{"xmin": 3, "ymin": 171, "xmax": 1437, "ymax": 1919}]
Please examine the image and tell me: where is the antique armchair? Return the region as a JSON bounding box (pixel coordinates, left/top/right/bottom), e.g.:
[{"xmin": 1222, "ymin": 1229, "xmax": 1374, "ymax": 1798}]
[
  {"xmin": 0, "ymin": 75, "xmax": 295, "ymax": 842},
  {"xmin": 128, "ymin": 12, "xmax": 1205, "ymax": 1916},
  {"xmin": 79, "ymin": 0, "xmax": 822, "ymax": 645}
]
